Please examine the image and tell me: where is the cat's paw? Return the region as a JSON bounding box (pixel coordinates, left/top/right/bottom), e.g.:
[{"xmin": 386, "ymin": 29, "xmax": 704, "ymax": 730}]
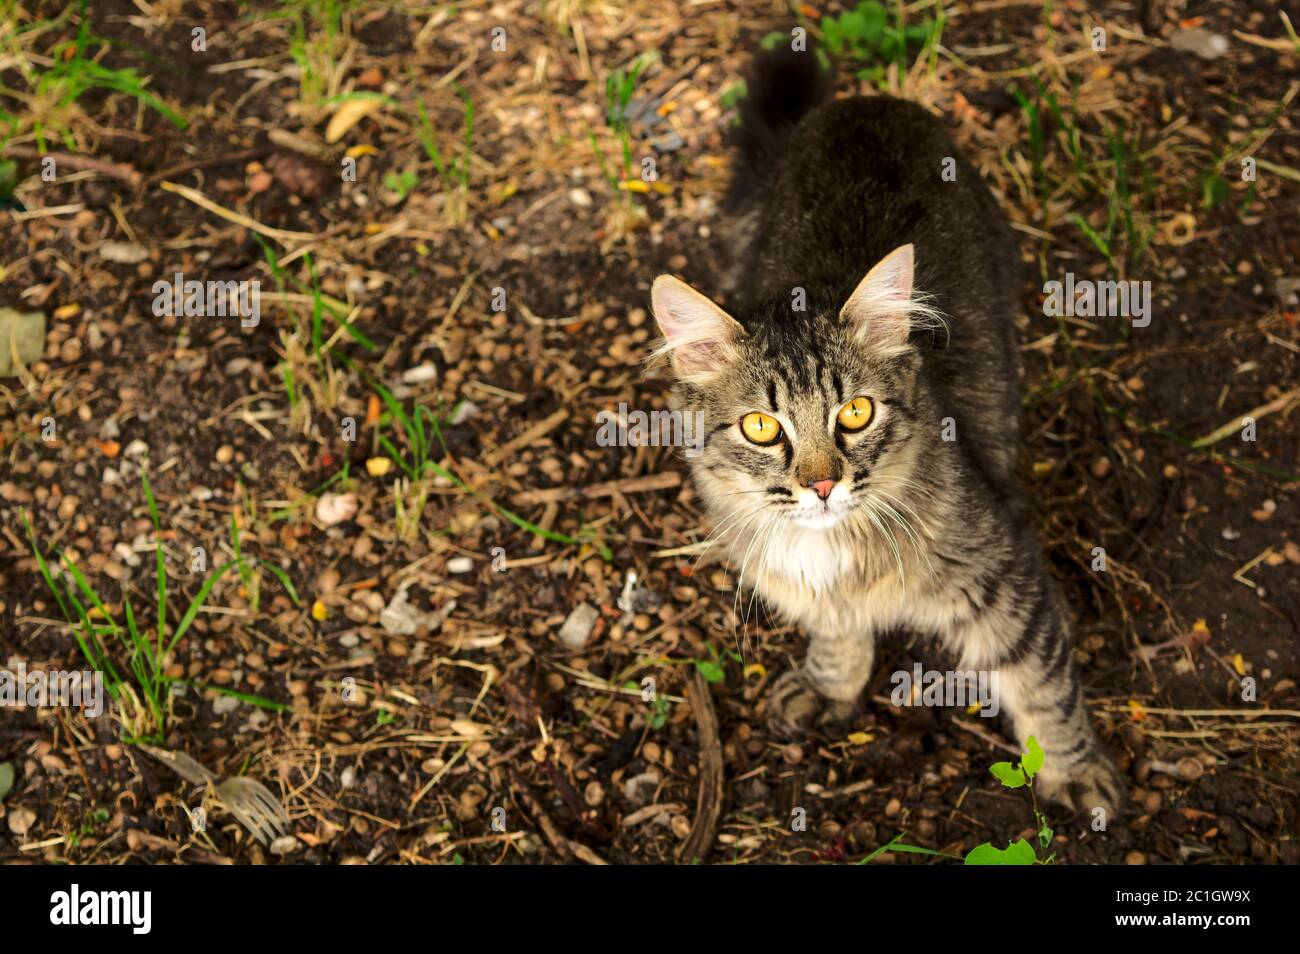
[
  {"xmin": 763, "ymin": 669, "xmax": 856, "ymax": 739},
  {"xmin": 1037, "ymin": 754, "xmax": 1125, "ymax": 819}
]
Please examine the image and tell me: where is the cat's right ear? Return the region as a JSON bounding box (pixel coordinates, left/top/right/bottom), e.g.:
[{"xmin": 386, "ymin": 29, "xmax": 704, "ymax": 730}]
[{"xmin": 650, "ymin": 276, "xmax": 746, "ymax": 381}]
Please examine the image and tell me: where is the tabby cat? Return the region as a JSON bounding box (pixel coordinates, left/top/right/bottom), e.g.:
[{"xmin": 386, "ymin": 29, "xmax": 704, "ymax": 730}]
[{"xmin": 649, "ymin": 45, "xmax": 1122, "ymax": 814}]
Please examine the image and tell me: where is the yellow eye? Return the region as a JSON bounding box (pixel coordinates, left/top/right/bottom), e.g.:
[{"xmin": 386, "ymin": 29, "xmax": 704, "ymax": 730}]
[
  {"xmin": 836, "ymin": 396, "xmax": 874, "ymax": 431},
  {"xmin": 740, "ymin": 412, "xmax": 783, "ymax": 445}
]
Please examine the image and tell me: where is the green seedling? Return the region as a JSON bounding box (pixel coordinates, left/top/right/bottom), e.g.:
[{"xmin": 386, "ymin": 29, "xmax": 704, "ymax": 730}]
[
  {"xmin": 417, "ymin": 88, "xmax": 474, "ymax": 225},
  {"xmin": 360, "ymin": 369, "xmax": 610, "ymax": 557},
  {"xmin": 858, "ymin": 736, "xmax": 1056, "ymax": 865},
  {"xmin": 24, "ymin": 472, "xmax": 292, "ymax": 743},
  {"xmin": 1, "ymin": 2, "xmax": 186, "ymax": 150},
  {"xmin": 815, "ymin": 1, "xmax": 942, "ymax": 85},
  {"xmin": 588, "ymin": 51, "xmax": 657, "ymax": 240}
]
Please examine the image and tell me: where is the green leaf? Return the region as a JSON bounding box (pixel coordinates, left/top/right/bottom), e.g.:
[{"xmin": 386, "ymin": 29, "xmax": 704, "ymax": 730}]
[
  {"xmin": 0, "ymin": 762, "xmax": 13, "ymax": 803},
  {"xmin": 823, "ymin": 20, "xmax": 844, "ymax": 55},
  {"xmin": 185, "ymin": 682, "xmax": 289, "ymax": 713},
  {"xmin": 1039, "ymin": 823, "xmax": 1054, "ymax": 849},
  {"xmin": 694, "ymin": 660, "xmax": 725, "ymax": 683},
  {"xmin": 258, "ymin": 560, "xmax": 302, "ymax": 606},
  {"xmin": 1069, "ymin": 212, "xmax": 1113, "ymax": 262},
  {"xmin": 858, "ymin": 2, "xmax": 887, "ymax": 44},
  {"xmin": 839, "ymin": 12, "xmax": 866, "ymax": 43},
  {"xmin": 1022, "ymin": 735, "xmax": 1044, "ymax": 778},
  {"xmin": 964, "ymin": 838, "xmax": 1037, "ymax": 865},
  {"xmin": 989, "ymin": 761, "xmax": 1027, "ymax": 788},
  {"xmin": 1201, "ymin": 173, "xmax": 1229, "ymax": 209}
]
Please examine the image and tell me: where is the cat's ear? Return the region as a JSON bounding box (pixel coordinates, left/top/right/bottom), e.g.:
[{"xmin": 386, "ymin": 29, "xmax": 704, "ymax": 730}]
[
  {"xmin": 651, "ymin": 275, "xmax": 746, "ymax": 381},
  {"xmin": 840, "ymin": 244, "xmax": 927, "ymax": 352}
]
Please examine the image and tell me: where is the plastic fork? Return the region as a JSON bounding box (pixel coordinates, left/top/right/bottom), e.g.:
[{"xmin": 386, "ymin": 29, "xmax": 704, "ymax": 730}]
[{"xmin": 138, "ymin": 744, "xmax": 290, "ymax": 846}]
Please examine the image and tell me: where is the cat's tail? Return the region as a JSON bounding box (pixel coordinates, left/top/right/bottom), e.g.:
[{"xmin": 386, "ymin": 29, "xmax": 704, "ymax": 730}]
[{"xmin": 726, "ymin": 42, "xmax": 831, "ymax": 210}]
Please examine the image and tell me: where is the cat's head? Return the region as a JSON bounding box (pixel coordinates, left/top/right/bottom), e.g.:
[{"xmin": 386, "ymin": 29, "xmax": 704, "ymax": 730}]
[{"xmin": 650, "ymin": 244, "xmax": 941, "ymax": 537}]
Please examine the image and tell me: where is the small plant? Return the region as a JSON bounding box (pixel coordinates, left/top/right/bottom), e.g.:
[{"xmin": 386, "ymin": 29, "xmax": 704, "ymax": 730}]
[
  {"xmin": 692, "ymin": 644, "xmax": 741, "ymax": 684},
  {"xmin": 0, "ymin": 2, "xmax": 186, "ymax": 150},
  {"xmin": 255, "ymin": 236, "xmax": 373, "ymax": 431},
  {"xmin": 417, "ymin": 89, "xmax": 474, "ymax": 226},
  {"xmin": 588, "ymin": 52, "xmax": 657, "ymax": 242},
  {"xmin": 281, "ymin": 0, "xmax": 349, "ymax": 116},
  {"xmin": 858, "ymin": 736, "xmax": 1056, "ymax": 865},
  {"xmin": 964, "ymin": 736, "xmax": 1056, "ymax": 864},
  {"xmin": 812, "ymin": 2, "xmax": 942, "ymax": 85},
  {"xmin": 383, "ymin": 168, "xmax": 419, "ymax": 201},
  {"xmin": 647, "ymin": 693, "xmax": 672, "ymax": 729},
  {"xmin": 230, "ymin": 502, "xmax": 300, "ymax": 615},
  {"xmin": 363, "ymin": 373, "xmax": 610, "ymax": 557},
  {"xmin": 24, "ymin": 472, "xmax": 291, "ymax": 743}
]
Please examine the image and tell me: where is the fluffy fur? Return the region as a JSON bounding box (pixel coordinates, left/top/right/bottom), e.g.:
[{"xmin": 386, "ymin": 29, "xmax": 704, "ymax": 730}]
[{"xmin": 650, "ymin": 45, "xmax": 1122, "ymax": 815}]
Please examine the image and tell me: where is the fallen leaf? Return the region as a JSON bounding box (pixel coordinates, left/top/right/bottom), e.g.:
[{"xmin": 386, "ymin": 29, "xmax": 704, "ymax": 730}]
[{"xmin": 325, "ymin": 97, "xmax": 385, "ymax": 144}]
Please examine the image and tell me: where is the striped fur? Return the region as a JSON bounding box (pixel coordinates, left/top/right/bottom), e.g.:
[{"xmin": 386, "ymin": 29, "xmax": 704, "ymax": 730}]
[{"xmin": 649, "ymin": 46, "xmax": 1122, "ymax": 816}]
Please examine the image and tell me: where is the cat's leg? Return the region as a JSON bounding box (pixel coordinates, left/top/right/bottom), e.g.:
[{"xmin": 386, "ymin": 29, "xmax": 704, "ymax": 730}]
[
  {"xmin": 764, "ymin": 629, "xmax": 874, "ymax": 737},
  {"xmin": 944, "ymin": 563, "xmax": 1124, "ymax": 817}
]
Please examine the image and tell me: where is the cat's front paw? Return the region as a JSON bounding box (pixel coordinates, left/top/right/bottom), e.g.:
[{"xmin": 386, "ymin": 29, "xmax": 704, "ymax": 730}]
[
  {"xmin": 763, "ymin": 669, "xmax": 856, "ymax": 739},
  {"xmin": 1037, "ymin": 753, "xmax": 1125, "ymax": 819}
]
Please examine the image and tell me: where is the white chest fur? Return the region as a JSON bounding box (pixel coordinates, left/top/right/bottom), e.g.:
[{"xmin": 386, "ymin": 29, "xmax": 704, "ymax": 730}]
[{"xmin": 760, "ymin": 525, "xmax": 855, "ymax": 594}]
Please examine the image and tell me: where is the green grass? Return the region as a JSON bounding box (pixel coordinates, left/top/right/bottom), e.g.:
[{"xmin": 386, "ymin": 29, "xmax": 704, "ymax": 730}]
[
  {"xmin": 255, "ymin": 234, "xmax": 374, "ymax": 430},
  {"xmin": 281, "ymin": 0, "xmax": 347, "ymax": 114},
  {"xmin": 416, "ymin": 87, "xmax": 474, "ymax": 224},
  {"xmin": 417, "ymin": 89, "xmax": 474, "ymax": 191},
  {"xmin": 359, "ymin": 367, "xmax": 610, "ymax": 557},
  {"xmin": 24, "ymin": 471, "xmax": 292, "ymax": 743},
  {"xmin": 1010, "ymin": 77, "xmax": 1153, "ymax": 276},
  {"xmin": 230, "ymin": 503, "xmax": 301, "ymax": 614},
  {"xmin": 0, "ymin": 1, "xmax": 186, "ymax": 151}
]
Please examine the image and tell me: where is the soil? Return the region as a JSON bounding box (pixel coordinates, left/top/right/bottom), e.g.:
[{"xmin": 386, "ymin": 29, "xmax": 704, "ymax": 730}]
[{"xmin": 1, "ymin": 0, "xmax": 1297, "ymax": 865}]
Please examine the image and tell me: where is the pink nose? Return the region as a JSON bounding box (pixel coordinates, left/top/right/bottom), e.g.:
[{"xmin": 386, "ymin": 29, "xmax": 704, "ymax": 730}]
[{"xmin": 809, "ymin": 478, "xmax": 836, "ymax": 500}]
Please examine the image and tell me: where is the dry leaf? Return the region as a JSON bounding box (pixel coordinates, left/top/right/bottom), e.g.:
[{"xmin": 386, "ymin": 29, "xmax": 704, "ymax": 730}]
[{"xmin": 325, "ymin": 97, "xmax": 385, "ymax": 144}]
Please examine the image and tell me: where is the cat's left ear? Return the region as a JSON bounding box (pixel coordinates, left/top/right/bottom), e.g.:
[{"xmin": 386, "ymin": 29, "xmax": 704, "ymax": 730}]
[
  {"xmin": 651, "ymin": 275, "xmax": 746, "ymax": 381},
  {"xmin": 840, "ymin": 244, "xmax": 918, "ymax": 352}
]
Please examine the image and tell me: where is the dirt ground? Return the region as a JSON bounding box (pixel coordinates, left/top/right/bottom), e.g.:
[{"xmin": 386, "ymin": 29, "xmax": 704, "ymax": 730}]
[{"xmin": 1, "ymin": 0, "xmax": 1297, "ymax": 865}]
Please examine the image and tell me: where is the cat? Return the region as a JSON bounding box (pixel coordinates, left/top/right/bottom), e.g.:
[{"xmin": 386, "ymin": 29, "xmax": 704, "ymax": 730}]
[{"xmin": 648, "ymin": 44, "xmax": 1123, "ymax": 815}]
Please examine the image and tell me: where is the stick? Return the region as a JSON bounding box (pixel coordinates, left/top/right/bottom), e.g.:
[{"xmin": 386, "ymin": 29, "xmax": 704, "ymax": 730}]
[
  {"xmin": 143, "ymin": 146, "xmax": 272, "ymax": 187},
  {"xmin": 516, "ymin": 471, "xmax": 681, "ymax": 505},
  {"xmin": 2, "ymin": 146, "xmax": 139, "ymax": 184},
  {"xmin": 1191, "ymin": 388, "xmax": 1300, "ymax": 448},
  {"xmin": 483, "ymin": 408, "xmax": 568, "ymax": 466},
  {"xmin": 159, "ymin": 180, "xmax": 321, "ymax": 244},
  {"xmin": 677, "ymin": 670, "xmax": 723, "ymax": 863}
]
